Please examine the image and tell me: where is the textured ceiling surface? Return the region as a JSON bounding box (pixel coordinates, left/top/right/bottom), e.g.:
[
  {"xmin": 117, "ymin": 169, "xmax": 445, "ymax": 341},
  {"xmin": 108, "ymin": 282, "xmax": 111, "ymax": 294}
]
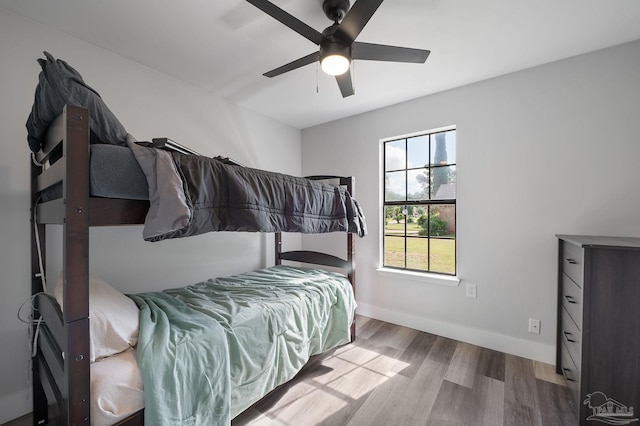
[{"xmin": 3, "ymin": 0, "xmax": 640, "ymax": 128}]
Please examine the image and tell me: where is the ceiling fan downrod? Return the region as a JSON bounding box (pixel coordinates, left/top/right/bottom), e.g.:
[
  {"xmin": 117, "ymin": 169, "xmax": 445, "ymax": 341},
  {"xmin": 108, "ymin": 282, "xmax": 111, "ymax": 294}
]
[{"xmin": 322, "ymin": 0, "xmax": 350, "ymax": 23}]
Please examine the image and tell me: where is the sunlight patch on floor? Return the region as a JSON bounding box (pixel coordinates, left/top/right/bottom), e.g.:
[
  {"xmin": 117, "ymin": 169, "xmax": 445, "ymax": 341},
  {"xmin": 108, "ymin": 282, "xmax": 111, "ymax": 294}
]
[{"xmin": 252, "ymin": 344, "xmax": 411, "ymax": 425}]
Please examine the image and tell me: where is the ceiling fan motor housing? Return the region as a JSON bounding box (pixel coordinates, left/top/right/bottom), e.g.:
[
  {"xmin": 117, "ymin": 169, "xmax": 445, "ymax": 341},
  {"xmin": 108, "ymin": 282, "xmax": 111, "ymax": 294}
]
[
  {"xmin": 323, "ymin": 0, "xmax": 351, "ymax": 22},
  {"xmin": 320, "ymin": 23, "xmax": 351, "ymax": 61},
  {"xmin": 320, "ymin": 39, "xmax": 351, "ymax": 60}
]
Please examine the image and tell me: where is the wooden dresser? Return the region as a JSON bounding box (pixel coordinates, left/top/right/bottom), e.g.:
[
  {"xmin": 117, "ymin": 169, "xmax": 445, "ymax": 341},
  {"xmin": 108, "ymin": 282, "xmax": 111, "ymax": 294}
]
[{"xmin": 556, "ymin": 235, "xmax": 640, "ymax": 425}]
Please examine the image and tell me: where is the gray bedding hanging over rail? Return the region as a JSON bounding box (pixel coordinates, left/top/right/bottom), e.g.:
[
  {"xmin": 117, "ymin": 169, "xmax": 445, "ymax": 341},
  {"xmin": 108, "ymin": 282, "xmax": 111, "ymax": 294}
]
[
  {"xmin": 128, "ymin": 137, "xmax": 367, "ymax": 241},
  {"xmin": 25, "ymin": 51, "xmax": 366, "ymax": 241}
]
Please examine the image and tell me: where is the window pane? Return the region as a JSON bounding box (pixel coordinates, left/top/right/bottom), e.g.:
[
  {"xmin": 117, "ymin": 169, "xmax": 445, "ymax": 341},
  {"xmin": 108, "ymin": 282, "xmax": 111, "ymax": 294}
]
[
  {"xmin": 384, "ymin": 236, "xmax": 405, "ymax": 268},
  {"xmin": 429, "ymin": 237, "xmax": 456, "ymax": 274},
  {"xmin": 411, "ymin": 205, "xmax": 430, "ymax": 235},
  {"xmin": 385, "ymin": 139, "xmax": 406, "ymax": 171},
  {"xmin": 430, "ymin": 130, "xmax": 456, "ymax": 166},
  {"xmin": 407, "ymin": 135, "xmax": 429, "ymax": 169},
  {"xmin": 385, "ymin": 171, "xmax": 406, "ymax": 201},
  {"xmin": 384, "ymin": 206, "xmax": 406, "ymax": 236},
  {"xmin": 407, "ymin": 237, "xmax": 428, "ymax": 270},
  {"xmin": 428, "ymin": 204, "xmax": 455, "ymax": 237},
  {"xmin": 407, "ymin": 168, "xmax": 428, "ymax": 201},
  {"xmin": 404, "ymin": 206, "xmax": 422, "ymax": 237},
  {"xmin": 431, "ymin": 165, "xmax": 456, "ymax": 200}
]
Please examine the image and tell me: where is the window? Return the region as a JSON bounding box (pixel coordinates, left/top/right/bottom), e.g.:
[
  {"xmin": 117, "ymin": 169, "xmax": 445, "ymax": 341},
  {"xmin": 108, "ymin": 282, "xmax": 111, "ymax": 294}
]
[{"xmin": 382, "ymin": 128, "xmax": 456, "ymax": 275}]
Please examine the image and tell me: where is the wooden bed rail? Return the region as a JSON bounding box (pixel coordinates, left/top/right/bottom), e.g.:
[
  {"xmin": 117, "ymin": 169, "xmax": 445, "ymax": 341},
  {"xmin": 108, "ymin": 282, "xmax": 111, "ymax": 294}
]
[
  {"xmin": 32, "ymin": 105, "xmax": 149, "ymax": 227},
  {"xmin": 33, "ymin": 111, "xmax": 66, "ymax": 165},
  {"xmin": 277, "ymin": 250, "xmax": 352, "ymax": 271},
  {"xmin": 36, "ymin": 294, "xmax": 66, "ymax": 421}
]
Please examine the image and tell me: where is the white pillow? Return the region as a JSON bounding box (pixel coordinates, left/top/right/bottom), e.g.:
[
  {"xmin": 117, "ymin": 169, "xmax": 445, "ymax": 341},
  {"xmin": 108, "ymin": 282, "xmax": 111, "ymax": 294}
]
[{"xmin": 54, "ymin": 274, "xmax": 140, "ymax": 362}]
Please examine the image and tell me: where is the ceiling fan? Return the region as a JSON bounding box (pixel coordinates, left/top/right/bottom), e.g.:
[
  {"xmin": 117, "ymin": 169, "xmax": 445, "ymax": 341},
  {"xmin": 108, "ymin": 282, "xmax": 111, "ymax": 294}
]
[{"xmin": 246, "ymin": 0, "xmax": 431, "ymax": 97}]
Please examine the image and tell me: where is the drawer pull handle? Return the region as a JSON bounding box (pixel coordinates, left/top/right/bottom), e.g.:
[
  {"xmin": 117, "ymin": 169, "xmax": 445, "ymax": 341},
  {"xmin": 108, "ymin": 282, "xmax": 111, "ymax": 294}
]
[
  {"xmin": 563, "ymin": 331, "xmax": 576, "ymax": 343},
  {"xmin": 561, "ymin": 367, "xmax": 575, "ymax": 382},
  {"xmin": 566, "ymin": 258, "xmax": 578, "ymax": 265},
  {"xmin": 565, "ymin": 295, "xmax": 578, "ymax": 304}
]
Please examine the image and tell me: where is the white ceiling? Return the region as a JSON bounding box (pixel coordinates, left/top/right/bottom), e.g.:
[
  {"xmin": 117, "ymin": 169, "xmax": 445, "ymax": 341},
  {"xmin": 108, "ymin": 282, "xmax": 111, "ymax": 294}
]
[{"xmin": 2, "ymin": 0, "xmax": 640, "ymax": 129}]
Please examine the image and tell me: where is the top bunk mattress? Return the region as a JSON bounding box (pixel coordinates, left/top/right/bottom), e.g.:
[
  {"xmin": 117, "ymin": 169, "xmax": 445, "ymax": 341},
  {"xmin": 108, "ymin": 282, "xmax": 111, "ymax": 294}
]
[
  {"xmin": 42, "ymin": 144, "xmax": 149, "ymax": 201},
  {"xmin": 88, "ymin": 144, "xmax": 148, "ymax": 200}
]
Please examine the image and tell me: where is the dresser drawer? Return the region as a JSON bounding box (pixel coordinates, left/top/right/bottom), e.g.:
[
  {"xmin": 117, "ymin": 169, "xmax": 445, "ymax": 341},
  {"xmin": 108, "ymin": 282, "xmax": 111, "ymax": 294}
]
[
  {"xmin": 560, "ymin": 340, "xmax": 580, "ymax": 407},
  {"xmin": 560, "ymin": 306, "xmax": 581, "ymax": 371},
  {"xmin": 561, "ymin": 241, "xmax": 583, "ymax": 288},
  {"xmin": 561, "ymin": 273, "xmax": 583, "ymax": 328}
]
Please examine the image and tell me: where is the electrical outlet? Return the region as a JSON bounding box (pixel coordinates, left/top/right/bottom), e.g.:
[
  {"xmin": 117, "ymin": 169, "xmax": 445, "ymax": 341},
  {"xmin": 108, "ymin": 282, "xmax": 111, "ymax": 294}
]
[
  {"xmin": 528, "ymin": 318, "xmax": 541, "ymax": 334},
  {"xmin": 465, "ymin": 283, "xmax": 477, "ymax": 298}
]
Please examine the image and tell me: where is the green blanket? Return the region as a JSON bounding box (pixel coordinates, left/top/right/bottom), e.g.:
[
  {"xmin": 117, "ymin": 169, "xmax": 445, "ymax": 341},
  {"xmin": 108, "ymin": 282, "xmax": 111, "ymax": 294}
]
[{"xmin": 129, "ymin": 265, "xmax": 356, "ymax": 426}]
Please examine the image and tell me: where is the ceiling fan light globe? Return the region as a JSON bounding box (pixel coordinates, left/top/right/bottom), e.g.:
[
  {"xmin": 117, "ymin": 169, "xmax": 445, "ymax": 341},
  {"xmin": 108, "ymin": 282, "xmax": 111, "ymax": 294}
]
[{"xmin": 321, "ymin": 54, "xmax": 350, "ymax": 75}]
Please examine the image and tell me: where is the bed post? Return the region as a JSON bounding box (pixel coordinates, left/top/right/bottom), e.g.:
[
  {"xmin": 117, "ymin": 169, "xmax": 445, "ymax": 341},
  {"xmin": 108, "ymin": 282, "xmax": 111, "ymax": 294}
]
[
  {"xmin": 275, "ymin": 232, "xmax": 282, "ymax": 265},
  {"xmin": 344, "ymin": 177, "xmax": 357, "ymax": 342},
  {"xmin": 347, "ymin": 232, "xmax": 356, "ymax": 341},
  {"xmin": 62, "ymin": 105, "xmax": 91, "ymax": 424}
]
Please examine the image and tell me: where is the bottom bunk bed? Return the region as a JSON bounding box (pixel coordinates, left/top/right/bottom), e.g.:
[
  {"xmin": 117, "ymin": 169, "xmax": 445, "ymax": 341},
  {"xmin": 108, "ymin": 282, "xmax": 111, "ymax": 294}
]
[
  {"xmin": 30, "ymin": 105, "xmax": 359, "ymax": 425},
  {"xmin": 46, "ymin": 265, "xmax": 355, "ymax": 426}
]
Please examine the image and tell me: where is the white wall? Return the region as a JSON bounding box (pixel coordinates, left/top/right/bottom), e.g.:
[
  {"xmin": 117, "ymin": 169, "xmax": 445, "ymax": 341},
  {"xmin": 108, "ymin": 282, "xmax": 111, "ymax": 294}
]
[
  {"xmin": 302, "ymin": 40, "xmax": 640, "ymax": 363},
  {"xmin": 0, "ymin": 9, "xmax": 301, "ymax": 423}
]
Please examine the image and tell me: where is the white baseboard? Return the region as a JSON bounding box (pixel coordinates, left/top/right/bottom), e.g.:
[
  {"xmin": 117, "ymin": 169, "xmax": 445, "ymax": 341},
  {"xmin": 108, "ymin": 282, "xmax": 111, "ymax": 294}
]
[
  {"xmin": 0, "ymin": 387, "xmax": 31, "ymax": 424},
  {"xmin": 356, "ymin": 302, "xmax": 556, "ymax": 364}
]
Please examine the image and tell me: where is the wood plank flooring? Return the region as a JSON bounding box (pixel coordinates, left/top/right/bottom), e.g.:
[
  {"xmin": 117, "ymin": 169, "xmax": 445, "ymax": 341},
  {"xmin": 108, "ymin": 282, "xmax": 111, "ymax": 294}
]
[
  {"xmin": 232, "ymin": 315, "xmax": 577, "ymax": 426},
  {"xmin": 2, "ymin": 316, "xmax": 576, "ymax": 426}
]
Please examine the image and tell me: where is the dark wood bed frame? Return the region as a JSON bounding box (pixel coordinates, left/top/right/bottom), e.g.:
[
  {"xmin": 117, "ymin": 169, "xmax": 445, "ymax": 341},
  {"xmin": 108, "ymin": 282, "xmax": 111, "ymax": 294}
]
[{"xmin": 30, "ymin": 105, "xmax": 356, "ymax": 425}]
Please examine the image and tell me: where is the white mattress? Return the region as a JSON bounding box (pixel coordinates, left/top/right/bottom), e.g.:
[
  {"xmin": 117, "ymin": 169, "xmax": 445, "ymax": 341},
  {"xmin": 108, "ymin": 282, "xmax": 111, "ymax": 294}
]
[{"xmin": 90, "ymin": 349, "xmax": 144, "ymax": 426}]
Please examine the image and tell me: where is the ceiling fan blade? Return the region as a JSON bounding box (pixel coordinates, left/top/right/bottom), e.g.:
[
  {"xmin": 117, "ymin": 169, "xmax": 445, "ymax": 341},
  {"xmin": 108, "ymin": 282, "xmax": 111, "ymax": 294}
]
[
  {"xmin": 264, "ymin": 52, "xmax": 320, "ymax": 78},
  {"xmin": 335, "ymin": 69, "xmax": 354, "ymax": 97},
  {"xmin": 334, "ymin": 0, "xmax": 384, "ymax": 43},
  {"xmin": 246, "ymin": 0, "xmax": 324, "ymax": 45},
  {"xmin": 352, "ymin": 42, "xmax": 430, "ymax": 63}
]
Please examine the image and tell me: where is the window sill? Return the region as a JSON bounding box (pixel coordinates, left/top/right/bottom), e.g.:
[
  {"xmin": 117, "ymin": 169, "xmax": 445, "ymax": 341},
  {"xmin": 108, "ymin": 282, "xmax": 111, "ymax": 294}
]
[{"xmin": 376, "ymin": 268, "xmax": 460, "ymax": 287}]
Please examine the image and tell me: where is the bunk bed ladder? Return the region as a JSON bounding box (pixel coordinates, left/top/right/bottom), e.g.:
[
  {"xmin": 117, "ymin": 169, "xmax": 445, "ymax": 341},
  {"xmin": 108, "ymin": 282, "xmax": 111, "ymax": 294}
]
[{"xmin": 31, "ymin": 105, "xmax": 91, "ymax": 425}]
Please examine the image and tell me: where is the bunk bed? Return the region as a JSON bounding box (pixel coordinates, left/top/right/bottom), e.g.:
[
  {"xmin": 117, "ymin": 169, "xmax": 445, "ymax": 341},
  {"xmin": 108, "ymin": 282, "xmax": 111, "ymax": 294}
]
[{"xmin": 29, "ymin": 104, "xmax": 362, "ymax": 426}]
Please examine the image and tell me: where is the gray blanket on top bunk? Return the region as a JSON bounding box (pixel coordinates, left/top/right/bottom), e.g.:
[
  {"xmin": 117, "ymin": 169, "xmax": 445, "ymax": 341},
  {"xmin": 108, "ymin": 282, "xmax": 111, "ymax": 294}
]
[
  {"xmin": 25, "ymin": 52, "xmax": 367, "ymax": 240},
  {"xmin": 127, "ymin": 137, "xmax": 367, "ymax": 241}
]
